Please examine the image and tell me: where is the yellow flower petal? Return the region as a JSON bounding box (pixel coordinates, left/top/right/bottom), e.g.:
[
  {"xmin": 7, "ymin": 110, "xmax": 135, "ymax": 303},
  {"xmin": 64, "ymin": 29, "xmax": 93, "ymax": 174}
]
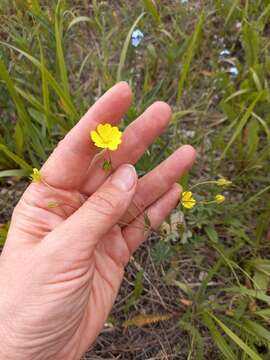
[
  {"xmin": 108, "ymin": 139, "xmax": 122, "ymax": 151},
  {"xmin": 90, "ymin": 123, "xmax": 122, "ymax": 151},
  {"xmin": 90, "ymin": 131, "xmax": 106, "ymax": 149},
  {"xmin": 98, "ymin": 124, "xmax": 111, "ymax": 140},
  {"xmin": 217, "ymin": 178, "xmax": 232, "ymax": 187},
  {"xmin": 181, "ymin": 191, "xmax": 196, "ymax": 209},
  {"xmin": 90, "ymin": 130, "xmax": 102, "ymax": 143},
  {"xmin": 215, "ymin": 194, "xmax": 225, "ymax": 204}
]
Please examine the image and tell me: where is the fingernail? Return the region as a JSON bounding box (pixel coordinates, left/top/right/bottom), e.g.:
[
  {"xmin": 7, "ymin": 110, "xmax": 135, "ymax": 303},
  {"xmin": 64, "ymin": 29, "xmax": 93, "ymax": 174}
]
[{"xmin": 111, "ymin": 164, "xmax": 136, "ymax": 191}]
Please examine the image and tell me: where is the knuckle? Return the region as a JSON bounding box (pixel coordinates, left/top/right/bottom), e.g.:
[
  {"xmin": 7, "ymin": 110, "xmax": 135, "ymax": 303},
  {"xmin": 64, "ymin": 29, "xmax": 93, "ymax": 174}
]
[
  {"xmin": 90, "ymin": 191, "xmax": 118, "ymax": 217},
  {"xmin": 133, "ymin": 195, "xmax": 146, "ymax": 213}
]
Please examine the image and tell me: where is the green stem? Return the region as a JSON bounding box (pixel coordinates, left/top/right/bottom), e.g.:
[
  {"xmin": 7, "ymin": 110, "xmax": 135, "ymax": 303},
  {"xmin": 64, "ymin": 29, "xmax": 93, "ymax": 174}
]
[
  {"xmin": 189, "ymin": 180, "xmax": 218, "ymax": 191},
  {"xmin": 104, "ymin": 150, "xmax": 150, "ymax": 228}
]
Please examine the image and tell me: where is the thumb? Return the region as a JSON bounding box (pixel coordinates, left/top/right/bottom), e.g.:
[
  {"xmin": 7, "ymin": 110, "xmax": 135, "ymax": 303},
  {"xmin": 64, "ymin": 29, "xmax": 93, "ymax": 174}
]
[{"xmin": 47, "ymin": 164, "xmax": 137, "ymax": 248}]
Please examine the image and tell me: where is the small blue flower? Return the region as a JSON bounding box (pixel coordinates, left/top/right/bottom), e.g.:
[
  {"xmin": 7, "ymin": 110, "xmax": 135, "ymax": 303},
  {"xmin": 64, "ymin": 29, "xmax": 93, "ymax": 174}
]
[
  {"xmin": 131, "ymin": 29, "xmax": 144, "ymax": 48},
  {"xmin": 220, "ymin": 49, "xmax": 230, "ymax": 58},
  {"xmin": 228, "ymin": 66, "xmax": 239, "ymax": 78}
]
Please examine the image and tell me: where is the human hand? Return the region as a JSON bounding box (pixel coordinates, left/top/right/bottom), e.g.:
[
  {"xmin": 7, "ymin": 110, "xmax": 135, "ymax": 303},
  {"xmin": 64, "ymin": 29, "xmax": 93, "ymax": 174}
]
[{"xmin": 0, "ymin": 82, "xmax": 196, "ymax": 360}]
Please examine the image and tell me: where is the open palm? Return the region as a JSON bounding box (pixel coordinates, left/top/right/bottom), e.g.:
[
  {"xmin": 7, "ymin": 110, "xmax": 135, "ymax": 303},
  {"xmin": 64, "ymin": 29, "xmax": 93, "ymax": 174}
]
[{"xmin": 0, "ymin": 82, "xmax": 196, "ymax": 360}]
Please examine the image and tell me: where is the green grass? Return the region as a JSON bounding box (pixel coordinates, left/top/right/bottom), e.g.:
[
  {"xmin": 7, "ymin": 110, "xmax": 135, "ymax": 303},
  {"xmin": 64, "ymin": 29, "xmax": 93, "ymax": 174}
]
[{"xmin": 0, "ymin": 0, "xmax": 270, "ymax": 358}]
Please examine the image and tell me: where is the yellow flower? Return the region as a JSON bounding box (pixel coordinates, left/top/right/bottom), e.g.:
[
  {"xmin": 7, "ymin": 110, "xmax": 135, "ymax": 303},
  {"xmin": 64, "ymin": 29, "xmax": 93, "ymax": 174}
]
[
  {"xmin": 181, "ymin": 191, "xmax": 196, "ymax": 209},
  {"xmin": 215, "ymin": 194, "xmax": 225, "ymax": 204},
  {"xmin": 30, "ymin": 168, "xmax": 42, "ymax": 182},
  {"xmin": 90, "ymin": 124, "xmax": 122, "ymax": 151},
  {"xmin": 217, "ymin": 178, "xmax": 232, "ymax": 187}
]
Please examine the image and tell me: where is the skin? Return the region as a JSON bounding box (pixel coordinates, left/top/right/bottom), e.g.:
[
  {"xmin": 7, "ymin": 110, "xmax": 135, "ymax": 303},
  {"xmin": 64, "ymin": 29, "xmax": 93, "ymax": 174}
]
[{"xmin": 0, "ymin": 82, "xmax": 196, "ymax": 360}]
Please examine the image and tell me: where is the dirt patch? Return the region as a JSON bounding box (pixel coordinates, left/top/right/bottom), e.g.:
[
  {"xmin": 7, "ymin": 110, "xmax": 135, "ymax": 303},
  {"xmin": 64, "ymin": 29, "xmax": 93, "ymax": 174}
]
[{"xmin": 0, "ymin": 179, "xmax": 28, "ymax": 223}]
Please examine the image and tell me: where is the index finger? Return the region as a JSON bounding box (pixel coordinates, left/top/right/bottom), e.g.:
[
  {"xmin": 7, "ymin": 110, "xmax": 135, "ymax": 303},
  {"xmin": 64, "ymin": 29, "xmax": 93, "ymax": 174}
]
[{"xmin": 41, "ymin": 82, "xmax": 132, "ymax": 189}]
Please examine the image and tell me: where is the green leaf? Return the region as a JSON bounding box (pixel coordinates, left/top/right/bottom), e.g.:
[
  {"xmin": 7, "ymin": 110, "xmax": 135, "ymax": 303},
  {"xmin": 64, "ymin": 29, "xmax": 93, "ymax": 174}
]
[
  {"xmin": 0, "ymin": 42, "xmax": 78, "ymax": 121},
  {"xmin": 248, "ymin": 259, "xmax": 270, "ymax": 276},
  {"xmin": 256, "ymin": 309, "xmax": 270, "ymax": 319},
  {"xmin": 176, "ymin": 12, "xmax": 204, "ymax": 105},
  {"xmin": 241, "ymin": 185, "xmax": 270, "ymax": 207},
  {"xmin": 257, "ymin": 3, "xmax": 270, "ymax": 30},
  {"xmin": 224, "ymin": 286, "xmax": 270, "ymax": 305},
  {"xmin": 102, "ymin": 159, "xmax": 112, "ymax": 172},
  {"xmin": 14, "ymin": 122, "xmax": 24, "ymax": 156},
  {"xmin": 38, "ymin": 35, "xmax": 51, "ymax": 130},
  {"xmin": 241, "ymin": 22, "xmax": 260, "ymax": 67},
  {"xmin": 29, "ymin": 0, "xmax": 41, "ymax": 13},
  {"xmin": 55, "ymin": 0, "xmax": 71, "ymax": 102},
  {"xmin": 220, "ymin": 92, "xmax": 263, "ymax": 160},
  {"xmin": 0, "ymin": 169, "xmax": 28, "ymax": 178},
  {"xmin": 202, "ymin": 313, "xmax": 237, "ymax": 360},
  {"xmin": 253, "ymin": 270, "xmax": 269, "ymax": 296},
  {"xmin": 244, "ymin": 319, "xmax": 270, "ymax": 343},
  {"xmin": 246, "ymin": 119, "xmax": 259, "ymax": 160},
  {"xmin": 179, "ymin": 320, "xmax": 204, "ymax": 360},
  {"xmin": 15, "ymin": 87, "xmax": 67, "ymax": 130},
  {"xmin": 67, "ymin": 16, "xmax": 92, "ymax": 32},
  {"xmin": 205, "ymin": 226, "xmax": 219, "ymax": 243},
  {"xmin": 143, "ymin": 0, "xmax": 160, "ymax": 24},
  {"xmin": 224, "ymin": 0, "xmax": 239, "ymax": 26},
  {"xmin": 124, "ymin": 270, "xmax": 144, "ymax": 312},
  {"xmin": 151, "ymin": 241, "xmax": 173, "ymax": 264},
  {"xmin": 0, "ymin": 144, "xmax": 32, "ymax": 172},
  {"xmin": 224, "ymin": 89, "xmax": 251, "ymax": 103},
  {"xmin": 116, "ymin": 13, "xmax": 145, "ymax": 82},
  {"xmin": 0, "ymin": 59, "xmax": 31, "ymax": 130},
  {"xmin": 210, "ymin": 313, "xmax": 263, "ymax": 360}
]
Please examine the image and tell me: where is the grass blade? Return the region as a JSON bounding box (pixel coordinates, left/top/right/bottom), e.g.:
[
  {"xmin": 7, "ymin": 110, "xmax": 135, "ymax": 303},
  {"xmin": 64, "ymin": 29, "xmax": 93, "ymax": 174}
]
[
  {"xmin": 244, "ymin": 319, "xmax": 270, "ymax": 343},
  {"xmin": 0, "ymin": 41, "xmax": 79, "ymax": 121},
  {"xmin": 0, "ymin": 169, "xmax": 28, "ymax": 178},
  {"xmin": 67, "ymin": 16, "xmax": 92, "ymax": 32},
  {"xmin": 220, "ymin": 92, "xmax": 263, "ymax": 160},
  {"xmin": 210, "ymin": 313, "xmax": 263, "ymax": 360},
  {"xmin": 202, "ymin": 313, "xmax": 237, "ymax": 360},
  {"xmin": 38, "ymin": 35, "xmax": 51, "ymax": 131},
  {"xmin": 224, "ymin": 286, "xmax": 270, "ymax": 305},
  {"xmin": 55, "ymin": 0, "xmax": 71, "ymax": 101},
  {"xmin": 29, "ymin": 0, "xmax": 41, "ymax": 13},
  {"xmin": 0, "ymin": 59, "xmax": 46, "ymax": 158},
  {"xmin": 176, "ymin": 12, "xmax": 204, "ymax": 106},
  {"xmin": 0, "ymin": 144, "xmax": 32, "ymax": 172},
  {"xmin": 143, "ymin": 0, "xmax": 160, "ymax": 24},
  {"xmin": 241, "ymin": 184, "xmax": 270, "ymax": 207},
  {"xmin": 179, "ymin": 321, "xmax": 204, "ymax": 360},
  {"xmin": 0, "ymin": 59, "xmax": 31, "ymax": 130},
  {"xmin": 117, "ymin": 13, "xmax": 145, "ymax": 82},
  {"xmin": 15, "ymin": 87, "xmax": 68, "ymax": 130},
  {"xmin": 224, "ymin": 0, "xmax": 239, "ymax": 26}
]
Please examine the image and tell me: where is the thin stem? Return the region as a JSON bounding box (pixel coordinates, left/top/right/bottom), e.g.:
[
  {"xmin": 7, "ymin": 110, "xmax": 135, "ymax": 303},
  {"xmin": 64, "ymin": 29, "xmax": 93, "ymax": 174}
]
[
  {"xmin": 107, "ymin": 149, "xmax": 113, "ymax": 169},
  {"xmin": 105, "ymin": 149, "xmax": 149, "ymax": 226},
  {"xmin": 199, "ymin": 200, "xmax": 217, "ymax": 205},
  {"xmin": 189, "ymin": 180, "xmax": 218, "ymax": 191},
  {"xmin": 118, "ymin": 220, "xmax": 147, "ymax": 231},
  {"xmin": 40, "ymin": 179, "xmax": 77, "ymax": 213}
]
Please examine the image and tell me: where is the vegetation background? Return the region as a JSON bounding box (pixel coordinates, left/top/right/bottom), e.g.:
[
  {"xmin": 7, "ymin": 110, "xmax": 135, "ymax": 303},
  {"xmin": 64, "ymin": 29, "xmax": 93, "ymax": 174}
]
[{"xmin": 0, "ymin": 0, "xmax": 270, "ymax": 359}]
